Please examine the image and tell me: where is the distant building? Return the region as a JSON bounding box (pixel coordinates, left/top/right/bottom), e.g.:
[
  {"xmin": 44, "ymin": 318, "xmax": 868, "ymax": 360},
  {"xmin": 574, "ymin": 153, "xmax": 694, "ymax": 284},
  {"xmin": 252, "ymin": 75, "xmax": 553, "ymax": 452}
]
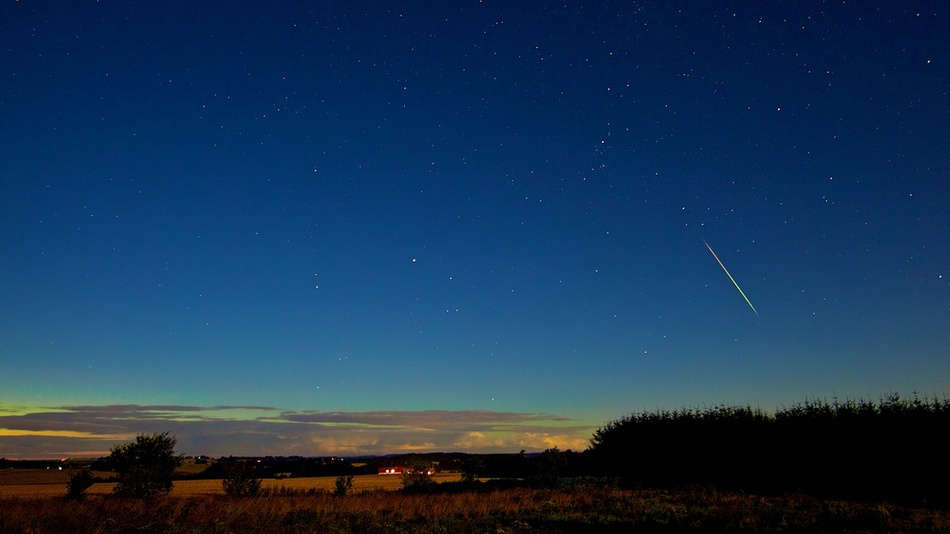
[{"xmin": 378, "ymin": 466, "xmax": 406, "ymax": 475}]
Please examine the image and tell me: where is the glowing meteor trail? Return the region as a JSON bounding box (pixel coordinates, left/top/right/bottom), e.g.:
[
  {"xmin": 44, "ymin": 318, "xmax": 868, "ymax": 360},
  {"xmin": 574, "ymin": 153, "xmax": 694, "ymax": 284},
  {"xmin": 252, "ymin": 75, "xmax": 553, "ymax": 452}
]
[{"xmin": 704, "ymin": 240, "xmax": 759, "ymax": 316}]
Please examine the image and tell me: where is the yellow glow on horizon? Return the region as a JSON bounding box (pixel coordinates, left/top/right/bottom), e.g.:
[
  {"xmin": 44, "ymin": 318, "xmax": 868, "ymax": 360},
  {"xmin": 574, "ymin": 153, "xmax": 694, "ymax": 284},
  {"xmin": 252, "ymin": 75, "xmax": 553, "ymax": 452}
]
[
  {"xmin": 0, "ymin": 406, "xmax": 68, "ymax": 416},
  {"xmin": 0, "ymin": 428, "xmax": 134, "ymax": 440},
  {"xmin": 393, "ymin": 442, "xmax": 438, "ymax": 451}
]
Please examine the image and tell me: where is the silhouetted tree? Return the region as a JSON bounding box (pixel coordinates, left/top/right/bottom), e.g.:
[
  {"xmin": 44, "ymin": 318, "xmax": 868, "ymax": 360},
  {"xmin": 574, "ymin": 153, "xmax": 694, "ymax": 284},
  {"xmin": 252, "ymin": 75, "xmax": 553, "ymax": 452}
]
[
  {"xmin": 589, "ymin": 393, "xmax": 950, "ymax": 504},
  {"xmin": 461, "ymin": 456, "xmax": 486, "ymax": 482},
  {"xmin": 222, "ymin": 460, "xmax": 262, "ymax": 496},
  {"xmin": 108, "ymin": 432, "xmax": 182, "ymax": 498},
  {"xmin": 535, "ymin": 447, "xmax": 567, "ymax": 485}
]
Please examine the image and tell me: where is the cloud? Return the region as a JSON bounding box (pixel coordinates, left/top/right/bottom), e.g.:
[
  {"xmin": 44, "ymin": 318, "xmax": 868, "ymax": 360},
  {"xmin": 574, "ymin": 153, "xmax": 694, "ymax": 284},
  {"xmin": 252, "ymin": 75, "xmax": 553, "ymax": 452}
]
[
  {"xmin": 0, "ymin": 429, "xmax": 133, "ymax": 439},
  {"xmin": 453, "ymin": 431, "xmax": 590, "ymax": 452},
  {"xmin": 0, "ymin": 404, "xmax": 598, "ymax": 458},
  {"xmin": 281, "ymin": 409, "xmax": 569, "ymax": 430}
]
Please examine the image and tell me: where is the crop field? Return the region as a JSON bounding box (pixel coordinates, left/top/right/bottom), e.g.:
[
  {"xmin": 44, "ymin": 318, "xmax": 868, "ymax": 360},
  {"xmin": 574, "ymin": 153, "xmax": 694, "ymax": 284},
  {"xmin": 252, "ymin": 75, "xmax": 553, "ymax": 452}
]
[{"xmin": 0, "ymin": 469, "xmax": 461, "ymax": 498}]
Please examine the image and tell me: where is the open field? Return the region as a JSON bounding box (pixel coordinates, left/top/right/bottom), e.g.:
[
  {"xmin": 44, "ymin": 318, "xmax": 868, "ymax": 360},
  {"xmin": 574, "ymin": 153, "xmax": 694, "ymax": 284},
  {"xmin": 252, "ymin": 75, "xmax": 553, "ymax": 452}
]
[
  {"xmin": 4, "ymin": 395, "xmax": 948, "ymax": 531},
  {"xmin": 0, "ymin": 469, "xmax": 461, "ymax": 498},
  {"xmin": 2, "ymin": 483, "xmax": 950, "ymax": 533},
  {"xmin": 3, "ymin": 469, "xmax": 950, "ymax": 532}
]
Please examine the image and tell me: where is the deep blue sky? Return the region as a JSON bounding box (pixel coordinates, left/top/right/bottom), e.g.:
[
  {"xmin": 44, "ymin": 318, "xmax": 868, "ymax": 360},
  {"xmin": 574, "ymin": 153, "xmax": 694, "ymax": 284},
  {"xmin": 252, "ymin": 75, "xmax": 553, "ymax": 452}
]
[{"xmin": 2, "ymin": 1, "xmax": 948, "ymax": 458}]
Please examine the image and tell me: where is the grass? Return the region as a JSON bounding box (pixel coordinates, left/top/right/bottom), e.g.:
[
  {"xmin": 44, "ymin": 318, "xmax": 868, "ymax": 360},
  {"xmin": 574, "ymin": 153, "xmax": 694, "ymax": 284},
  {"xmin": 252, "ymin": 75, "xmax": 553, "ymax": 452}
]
[
  {"xmin": 2, "ymin": 483, "xmax": 950, "ymax": 533},
  {"xmin": 0, "ymin": 471, "xmax": 461, "ymax": 498},
  {"xmin": 0, "ymin": 469, "xmax": 114, "ymax": 489},
  {"xmin": 5, "ymin": 392, "xmax": 948, "ymax": 531}
]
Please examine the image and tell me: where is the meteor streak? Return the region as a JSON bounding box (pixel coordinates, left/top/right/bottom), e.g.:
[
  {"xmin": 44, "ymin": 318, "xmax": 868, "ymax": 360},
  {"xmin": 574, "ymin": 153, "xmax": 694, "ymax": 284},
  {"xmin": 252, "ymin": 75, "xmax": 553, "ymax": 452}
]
[{"xmin": 704, "ymin": 240, "xmax": 759, "ymax": 316}]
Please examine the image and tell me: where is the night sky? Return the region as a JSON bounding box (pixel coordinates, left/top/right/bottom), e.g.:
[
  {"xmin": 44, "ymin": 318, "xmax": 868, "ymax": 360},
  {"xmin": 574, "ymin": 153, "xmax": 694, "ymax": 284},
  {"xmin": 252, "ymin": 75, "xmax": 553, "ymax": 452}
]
[{"xmin": 2, "ymin": 1, "xmax": 948, "ymax": 458}]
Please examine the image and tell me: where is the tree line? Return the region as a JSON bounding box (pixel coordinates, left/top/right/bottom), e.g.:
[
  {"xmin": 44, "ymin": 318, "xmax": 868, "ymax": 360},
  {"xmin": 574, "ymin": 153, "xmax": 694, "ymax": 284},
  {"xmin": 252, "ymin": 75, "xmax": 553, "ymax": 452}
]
[
  {"xmin": 65, "ymin": 392, "xmax": 949, "ymax": 505},
  {"xmin": 587, "ymin": 392, "xmax": 950, "ymax": 505}
]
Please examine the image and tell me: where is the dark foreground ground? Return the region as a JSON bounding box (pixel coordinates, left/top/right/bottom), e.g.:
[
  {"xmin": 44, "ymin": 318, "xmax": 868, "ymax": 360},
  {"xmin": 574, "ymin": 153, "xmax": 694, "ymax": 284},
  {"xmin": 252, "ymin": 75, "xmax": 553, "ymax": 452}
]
[{"xmin": 3, "ymin": 482, "xmax": 950, "ymax": 533}]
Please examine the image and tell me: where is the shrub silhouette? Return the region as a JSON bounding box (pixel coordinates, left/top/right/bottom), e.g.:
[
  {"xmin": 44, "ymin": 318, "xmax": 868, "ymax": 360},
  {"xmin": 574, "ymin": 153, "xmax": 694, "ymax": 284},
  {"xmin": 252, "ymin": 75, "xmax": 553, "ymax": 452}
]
[
  {"xmin": 461, "ymin": 456, "xmax": 485, "ymax": 482},
  {"xmin": 108, "ymin": 432, "xmax": 182, "ymax": 498},
  {"xmin": 334, "ymin": 474, "xmax": 354, "ymax": 496},
  {"xmin": 401, "ymin": 467, "xmax": 436, "ymax": 493},
  {"xmin": 222, "ymin": 460, "xmax": 263, "ymax": 496},
  {"xmin": 65, "ymin": 469, "xmax": 95, "ymax": 500}
]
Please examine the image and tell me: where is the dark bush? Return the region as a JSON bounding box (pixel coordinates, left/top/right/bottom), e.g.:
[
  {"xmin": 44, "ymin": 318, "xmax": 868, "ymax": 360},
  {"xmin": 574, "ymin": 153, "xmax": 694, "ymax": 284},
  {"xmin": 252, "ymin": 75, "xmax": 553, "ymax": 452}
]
[
  {"xmin": 401, "ymin": 469, "xmax": 437, "ymax": 493},
  {"xmin": 108, "ymin": 432, "xmax": 182, "ymax": 498},
  {"xmin": 65, "ymin": 469, "xmax": 96, "ymax": 500},
  {"xmin": 333, "ymin": 474, "xmax": 354, "ymax": 496},
  {"xmin": 222, "ymin": 460, "xmax": 262, "ymax": 496}
]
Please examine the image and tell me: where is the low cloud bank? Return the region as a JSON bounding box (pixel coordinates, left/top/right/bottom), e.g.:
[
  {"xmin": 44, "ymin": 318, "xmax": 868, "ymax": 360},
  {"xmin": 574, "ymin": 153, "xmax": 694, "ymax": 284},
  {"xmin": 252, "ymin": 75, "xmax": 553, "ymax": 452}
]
[{"xmin": 0, "ymin": 404, "xmax": 593, "ymax": 458}]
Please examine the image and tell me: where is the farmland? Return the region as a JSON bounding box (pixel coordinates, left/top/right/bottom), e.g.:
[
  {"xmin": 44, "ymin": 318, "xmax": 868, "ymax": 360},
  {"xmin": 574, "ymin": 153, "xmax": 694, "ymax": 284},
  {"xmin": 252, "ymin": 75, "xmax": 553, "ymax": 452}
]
[
  {"xmin": 3, "ymin": 470, "xmax": 950, "ymax": 533},
  {"xmin": 0, "ymin": 469, "xmax": 460, "ymax": 498},
  {"xmin": 3, "ymin": 395, "xmax": 949, "ymax": 531}
]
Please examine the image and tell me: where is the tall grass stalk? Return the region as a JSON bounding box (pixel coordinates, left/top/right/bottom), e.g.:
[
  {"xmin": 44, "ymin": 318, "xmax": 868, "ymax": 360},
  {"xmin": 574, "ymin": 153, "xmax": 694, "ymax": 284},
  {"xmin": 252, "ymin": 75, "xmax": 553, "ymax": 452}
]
[{"xmin": 3, "ymin": 486, "xmax": 949, "ymax": 533}]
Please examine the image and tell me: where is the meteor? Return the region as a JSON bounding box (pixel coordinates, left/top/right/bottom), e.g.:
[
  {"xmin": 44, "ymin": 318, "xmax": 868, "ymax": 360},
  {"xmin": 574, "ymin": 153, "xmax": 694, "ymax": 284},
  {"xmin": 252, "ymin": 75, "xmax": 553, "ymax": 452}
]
[{"xmin": 704, "ymin": 240, "xmax": 759, "ymax": 316}]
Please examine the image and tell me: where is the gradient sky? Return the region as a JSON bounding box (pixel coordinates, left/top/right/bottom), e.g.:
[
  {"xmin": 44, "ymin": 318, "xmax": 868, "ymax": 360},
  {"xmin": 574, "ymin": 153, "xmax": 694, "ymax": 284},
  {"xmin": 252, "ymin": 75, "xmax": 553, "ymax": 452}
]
[{"xmin": 2, "ymin": 1, "xmax": 948, "ymax": 459}]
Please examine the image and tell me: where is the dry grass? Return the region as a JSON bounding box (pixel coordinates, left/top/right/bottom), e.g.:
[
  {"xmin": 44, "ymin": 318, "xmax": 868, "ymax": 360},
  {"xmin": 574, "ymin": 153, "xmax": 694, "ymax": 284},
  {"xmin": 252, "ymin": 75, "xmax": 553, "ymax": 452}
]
[
  {"xmin": 2, "ymin": 484, "xmax": 950, "ymax": 533},
  {"xmin": 0, "ymin": 469, "xmax": 74, "ymax": 486},
  {"xmin": 0, "ymin": 469, "xmax": 113, "ymax": 497},
  {"xmin": 3, "ymin": 470, "xmax": 950, "ymax": 532},
  {"xmin": 0, "ymin": 470, "xmax": 460, "ymax": 498}
]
